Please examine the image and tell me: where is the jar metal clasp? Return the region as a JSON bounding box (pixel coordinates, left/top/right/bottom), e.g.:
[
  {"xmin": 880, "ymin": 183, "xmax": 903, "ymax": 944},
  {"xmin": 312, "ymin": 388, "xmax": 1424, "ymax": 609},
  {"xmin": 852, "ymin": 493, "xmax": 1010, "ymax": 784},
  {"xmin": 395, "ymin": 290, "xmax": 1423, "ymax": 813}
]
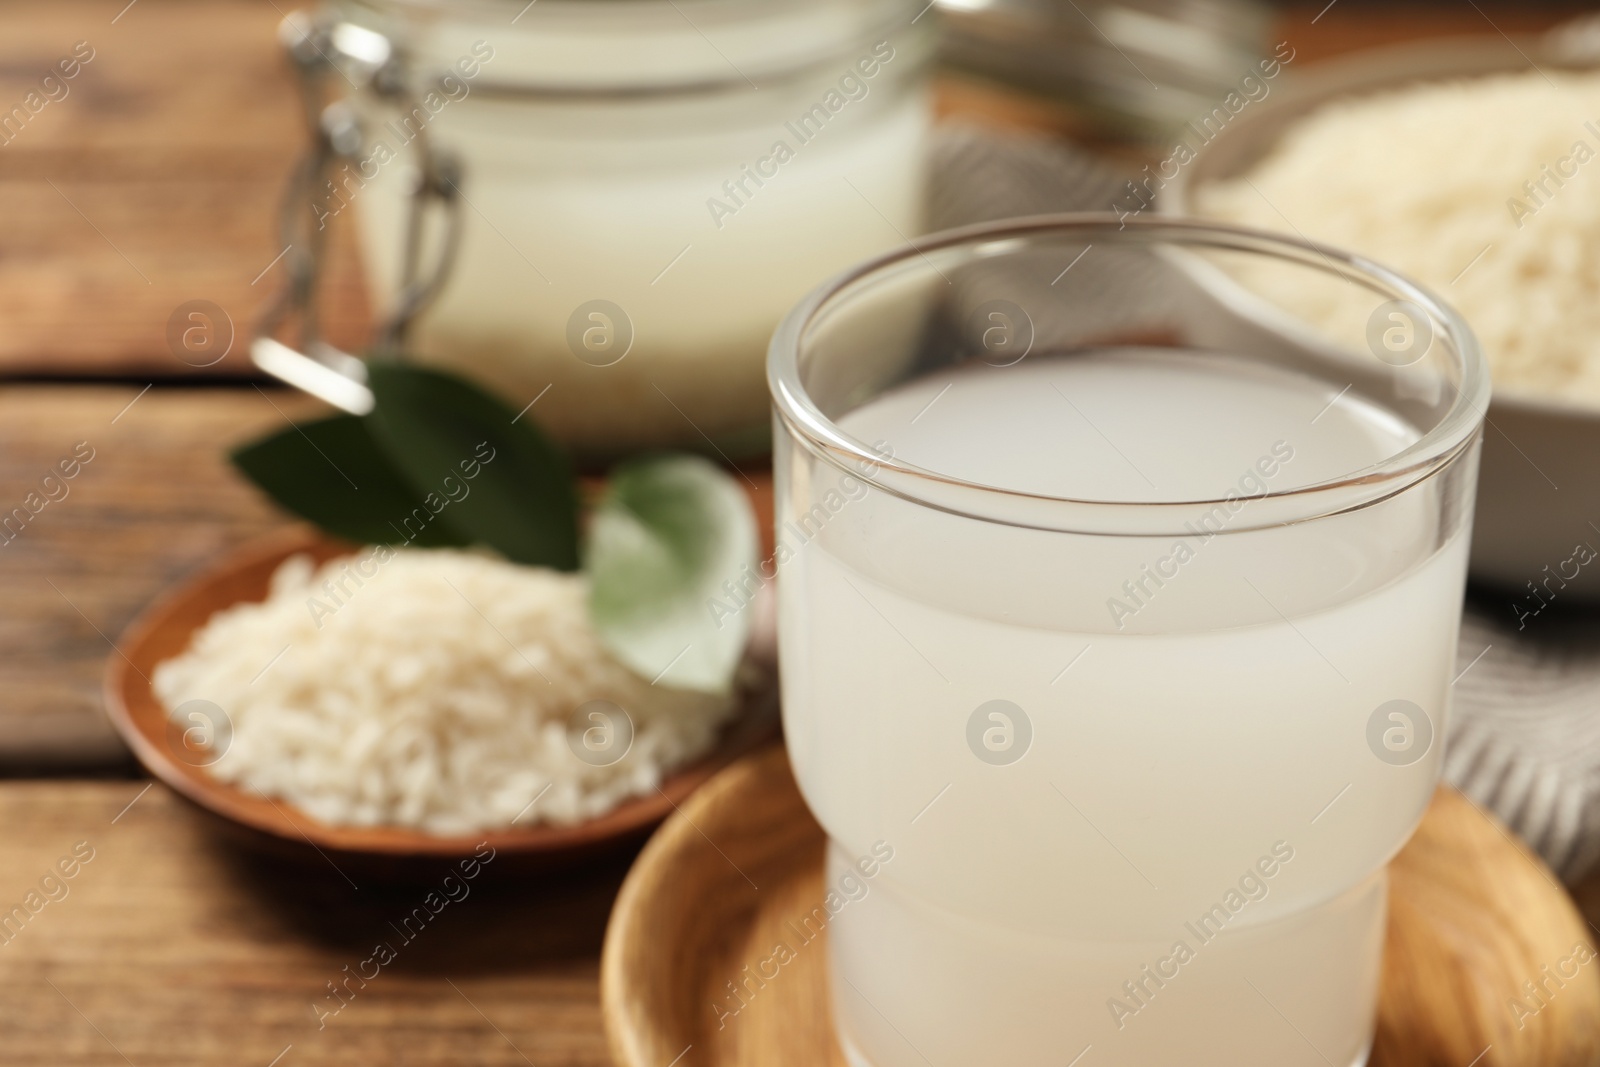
[{"xmin": 253, "ymin": 10, "xmax": 463, "ymax": 414}]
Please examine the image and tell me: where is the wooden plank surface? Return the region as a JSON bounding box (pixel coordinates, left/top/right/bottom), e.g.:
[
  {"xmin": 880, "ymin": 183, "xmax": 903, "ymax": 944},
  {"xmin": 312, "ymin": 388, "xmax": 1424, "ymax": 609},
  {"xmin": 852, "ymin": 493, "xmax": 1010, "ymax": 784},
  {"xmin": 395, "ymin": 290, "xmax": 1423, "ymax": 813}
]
[
  {"xmin": 0, "ymin": 0, "xmax": 1582, "ymax": 765},
  {"xmin": 1273, "ymin": 0, "xmax": 1592, "ymax": 62},
  {"xmin": 0, "ymin": 0, "xmax": 369, "ymax": 377},
  {"xmin": 0, "ymin": 385, "xmax": 314, "ymax": 767},
  {"xmin": 0, "ymin": 781, "xmax": 621, "ymax": 1066},
  {"xmin": 0, "ymin": 1, "xmax": 1584, "ymax": 379},
  {"xmin": 2, "ymin": 3, "xmax": 1599, "ymax": 1064}
]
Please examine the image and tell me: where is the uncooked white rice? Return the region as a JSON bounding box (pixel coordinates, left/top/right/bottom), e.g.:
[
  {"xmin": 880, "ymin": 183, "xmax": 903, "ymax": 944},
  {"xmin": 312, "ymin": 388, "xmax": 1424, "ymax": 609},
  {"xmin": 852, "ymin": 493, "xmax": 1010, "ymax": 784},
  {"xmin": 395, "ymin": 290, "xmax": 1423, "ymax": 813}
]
[
  {"xmin": 152, "ymin": 548, "xmax": 737, "ymax": 835},
  {"xmin": 1197, "ymin": 70, "xmax": 1600, "ymax": 401}
]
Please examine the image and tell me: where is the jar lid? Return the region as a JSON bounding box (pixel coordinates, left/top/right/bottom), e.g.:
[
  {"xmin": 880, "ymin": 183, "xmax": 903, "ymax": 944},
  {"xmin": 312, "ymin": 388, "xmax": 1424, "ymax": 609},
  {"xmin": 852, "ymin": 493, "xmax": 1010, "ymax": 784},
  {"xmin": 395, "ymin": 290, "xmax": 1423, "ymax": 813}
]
[{"xmin": 334, "ymin": 0, "xmax": 929, "ymax": 96}]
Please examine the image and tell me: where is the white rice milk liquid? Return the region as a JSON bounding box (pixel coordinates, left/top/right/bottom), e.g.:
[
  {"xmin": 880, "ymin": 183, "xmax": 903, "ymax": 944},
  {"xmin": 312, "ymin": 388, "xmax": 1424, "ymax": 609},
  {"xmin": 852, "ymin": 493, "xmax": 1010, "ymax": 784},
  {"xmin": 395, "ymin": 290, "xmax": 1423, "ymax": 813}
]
[{"xmin": 777, "ymin": 350, "xmax": 1467, "ymax": 1067}]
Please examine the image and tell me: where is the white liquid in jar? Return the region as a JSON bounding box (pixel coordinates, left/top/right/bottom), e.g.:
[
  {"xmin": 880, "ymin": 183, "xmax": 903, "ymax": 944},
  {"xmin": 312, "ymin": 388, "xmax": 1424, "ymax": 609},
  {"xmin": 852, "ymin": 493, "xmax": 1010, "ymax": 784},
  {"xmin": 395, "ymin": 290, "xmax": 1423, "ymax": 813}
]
[
  {"xmin": 354, "ymin": 65, "xmax": 927, "ymax": 454},
  {"xmin": 778, "ymin": 350, "xmax": 1466, "ymax": 1067}
]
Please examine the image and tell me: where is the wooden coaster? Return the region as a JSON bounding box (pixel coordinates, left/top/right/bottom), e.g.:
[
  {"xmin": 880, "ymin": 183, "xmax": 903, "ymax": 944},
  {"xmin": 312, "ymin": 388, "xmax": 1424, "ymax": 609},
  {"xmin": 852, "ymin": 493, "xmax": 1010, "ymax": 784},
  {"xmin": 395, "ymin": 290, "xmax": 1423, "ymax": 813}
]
[{"xmin": 601, "ymin": 746, "xmax": 1600, "ymax": 1067}]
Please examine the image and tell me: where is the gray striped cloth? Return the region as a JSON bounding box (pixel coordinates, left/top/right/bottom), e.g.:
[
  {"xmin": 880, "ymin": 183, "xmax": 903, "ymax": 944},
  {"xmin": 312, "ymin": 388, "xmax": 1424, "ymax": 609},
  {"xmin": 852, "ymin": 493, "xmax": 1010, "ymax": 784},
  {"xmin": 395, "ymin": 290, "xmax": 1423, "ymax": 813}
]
[
  {"xmin": 1447, "ymin": 610, "xmax": 1600, "ymax": 882},
  {"xmin": 931, "ymin": 124, "xmax": 1600, "ymax": 882}
]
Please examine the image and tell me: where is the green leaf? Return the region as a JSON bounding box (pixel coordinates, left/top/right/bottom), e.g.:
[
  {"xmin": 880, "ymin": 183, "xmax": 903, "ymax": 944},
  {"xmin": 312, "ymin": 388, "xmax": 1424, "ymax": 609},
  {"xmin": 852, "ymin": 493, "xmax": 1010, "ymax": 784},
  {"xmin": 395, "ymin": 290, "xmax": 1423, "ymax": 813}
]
[
  {"xmin": 231, "ymin": 414, "xmax": 469, "ymax": 548},
  {"xmin": 363, "ymin": 361, "xmax": 580, "ymax": 570},
  {"xmin": 588, "ymin": 455, "xmax": 759, "ymax": 693}
]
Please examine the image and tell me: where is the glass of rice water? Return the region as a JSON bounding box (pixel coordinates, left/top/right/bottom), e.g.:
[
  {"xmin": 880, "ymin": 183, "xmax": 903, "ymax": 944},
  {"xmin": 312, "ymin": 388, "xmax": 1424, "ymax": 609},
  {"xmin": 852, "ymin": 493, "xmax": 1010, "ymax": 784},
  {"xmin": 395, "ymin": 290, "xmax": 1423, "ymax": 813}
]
[{"xmin": 767, "ymin": 217, "xmax": 1486, "ymax": 1067}]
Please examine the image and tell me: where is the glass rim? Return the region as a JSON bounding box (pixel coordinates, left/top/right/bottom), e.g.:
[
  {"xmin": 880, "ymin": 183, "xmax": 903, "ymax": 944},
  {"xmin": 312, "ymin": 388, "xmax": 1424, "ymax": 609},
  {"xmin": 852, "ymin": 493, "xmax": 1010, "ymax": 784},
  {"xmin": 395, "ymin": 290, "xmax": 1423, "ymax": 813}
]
[{"xmin": 767, "ymin": 213, "xmax": 1490, "ymax": 535}]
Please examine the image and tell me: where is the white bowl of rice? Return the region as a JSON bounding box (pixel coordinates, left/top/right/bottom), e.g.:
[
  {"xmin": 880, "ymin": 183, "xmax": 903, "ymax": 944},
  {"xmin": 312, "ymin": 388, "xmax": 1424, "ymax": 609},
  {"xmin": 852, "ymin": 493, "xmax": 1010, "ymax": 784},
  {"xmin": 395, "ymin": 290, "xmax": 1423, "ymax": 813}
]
[{"xmin": 1163, "ymin": 26, "xmax": 1600, "ymax": 599}]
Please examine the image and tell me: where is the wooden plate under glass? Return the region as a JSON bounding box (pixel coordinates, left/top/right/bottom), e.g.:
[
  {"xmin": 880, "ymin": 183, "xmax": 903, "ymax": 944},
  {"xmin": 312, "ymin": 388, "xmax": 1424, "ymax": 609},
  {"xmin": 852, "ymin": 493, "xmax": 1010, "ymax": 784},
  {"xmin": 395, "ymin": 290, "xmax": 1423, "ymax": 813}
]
[{"xmin": 603, "ymin": 746, "xmax": 1600, "ymax": 1067}]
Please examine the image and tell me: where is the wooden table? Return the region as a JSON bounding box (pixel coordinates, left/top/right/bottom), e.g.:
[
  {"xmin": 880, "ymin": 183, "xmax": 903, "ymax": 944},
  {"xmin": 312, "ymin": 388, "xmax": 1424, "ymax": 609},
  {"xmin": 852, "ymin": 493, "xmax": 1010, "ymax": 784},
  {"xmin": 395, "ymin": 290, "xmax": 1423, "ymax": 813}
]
[
  {"xmin": 0, "ymin": 1, "xmax": 1594, "ymax": 1063},
  {"xmin": 0, "ymin": 0, "xmax": 369, "ymax": 377},
  {"xmin": 0, "ymin": 386, "xmax": 315, "ymax": 768},
  {"xmin": 0, "ymin": 783, "xmax": 623, "ymax": 1066}
]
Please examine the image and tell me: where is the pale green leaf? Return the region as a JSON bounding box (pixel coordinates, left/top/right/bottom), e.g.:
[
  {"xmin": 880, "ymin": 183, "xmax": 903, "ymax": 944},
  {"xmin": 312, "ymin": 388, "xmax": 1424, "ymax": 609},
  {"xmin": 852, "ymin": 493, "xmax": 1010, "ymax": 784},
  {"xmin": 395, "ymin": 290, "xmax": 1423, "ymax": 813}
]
[{"xmin": 587, "ymin": 455, "xmax": 759, "ymax": 693}]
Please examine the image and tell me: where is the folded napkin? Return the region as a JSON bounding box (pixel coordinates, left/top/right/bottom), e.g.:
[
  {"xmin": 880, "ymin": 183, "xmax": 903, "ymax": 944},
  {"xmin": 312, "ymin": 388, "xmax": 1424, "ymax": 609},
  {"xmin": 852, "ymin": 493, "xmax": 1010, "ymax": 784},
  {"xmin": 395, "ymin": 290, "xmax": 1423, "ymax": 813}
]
[{"xmin": 931, "ymin": 123, "xmax": 1600, "ymax": 882}]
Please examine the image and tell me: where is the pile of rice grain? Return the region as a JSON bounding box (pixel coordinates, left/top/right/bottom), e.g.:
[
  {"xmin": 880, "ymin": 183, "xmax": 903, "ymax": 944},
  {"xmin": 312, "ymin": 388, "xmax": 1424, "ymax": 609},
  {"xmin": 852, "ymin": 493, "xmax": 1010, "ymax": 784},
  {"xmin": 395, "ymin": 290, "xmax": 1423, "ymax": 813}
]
[
  {"xmin": 1196, "ymin": 70, "xmax": 1600, "ymax": 401},
  {"xmin": 152, "ymin": 549, "xmax": 737, "ymax": 836}
]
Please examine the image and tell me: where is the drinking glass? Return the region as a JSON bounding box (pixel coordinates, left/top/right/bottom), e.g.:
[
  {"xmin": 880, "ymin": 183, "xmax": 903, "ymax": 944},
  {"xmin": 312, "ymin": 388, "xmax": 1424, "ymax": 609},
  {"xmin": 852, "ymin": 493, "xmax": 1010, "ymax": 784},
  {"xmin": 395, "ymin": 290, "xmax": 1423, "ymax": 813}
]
[{"xmin": 767, "ymin": 216, "xmax": 1487, "ymax": 1067}]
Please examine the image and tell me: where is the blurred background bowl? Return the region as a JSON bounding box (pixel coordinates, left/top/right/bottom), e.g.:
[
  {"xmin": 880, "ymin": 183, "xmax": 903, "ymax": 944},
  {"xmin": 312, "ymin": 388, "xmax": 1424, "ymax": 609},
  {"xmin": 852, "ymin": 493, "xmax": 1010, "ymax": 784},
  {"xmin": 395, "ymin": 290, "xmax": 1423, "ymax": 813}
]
[{"xmin": 1162, "ymin": 28, "xmax": 1600, "ymax": 600}]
